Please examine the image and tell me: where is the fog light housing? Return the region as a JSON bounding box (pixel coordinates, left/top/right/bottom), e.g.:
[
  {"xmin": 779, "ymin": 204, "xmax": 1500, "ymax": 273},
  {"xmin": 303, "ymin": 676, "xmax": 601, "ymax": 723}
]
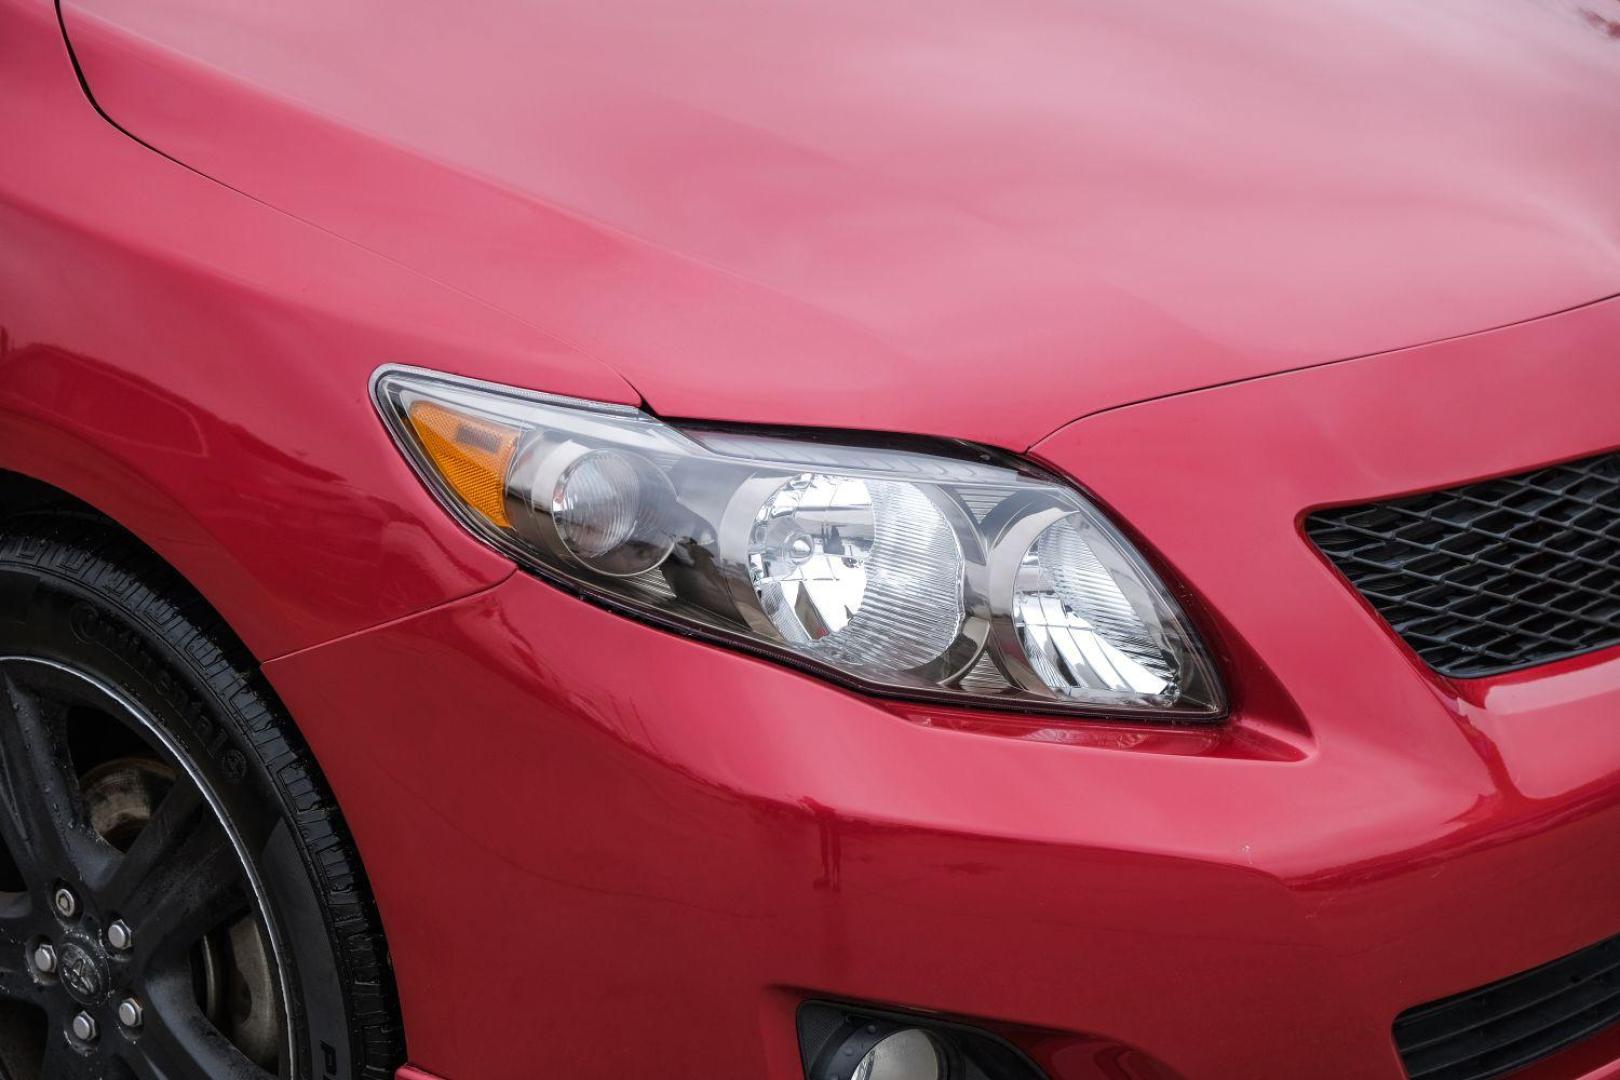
[{"xmin": 799, "ymin": 1002, "xmax": 1046, "ymax": 1080}]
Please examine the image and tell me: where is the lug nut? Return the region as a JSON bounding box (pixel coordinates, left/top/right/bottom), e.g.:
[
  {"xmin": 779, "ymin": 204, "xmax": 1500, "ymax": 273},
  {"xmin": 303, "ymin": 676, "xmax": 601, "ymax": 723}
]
[
  {"xmin": 52, "ymin": 886, "xmax": 79, "ymax": 919},
  {"xmin": 70, "ymin": 1011, "xmax": 97, "ymax": 1043},
  {"xmin": 106, "ymin": 919, "xmax": 133, "ymax": 952},
  {"xmin": 116, "ymin": 997, "xmax": 143, "ymax": 1030},
  {"xmin": 30, "ymin": 942, "xmax": 57, "ymax": 974}
]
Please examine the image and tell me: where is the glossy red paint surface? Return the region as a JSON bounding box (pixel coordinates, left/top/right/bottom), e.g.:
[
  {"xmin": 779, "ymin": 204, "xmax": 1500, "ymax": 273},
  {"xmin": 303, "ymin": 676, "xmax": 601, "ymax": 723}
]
[
  {"xmin": 3, "ymin": 0, "xmax": 1620, "ymax": 1076},
  {"xmin": 55, "ymin": 0, "xmax": 1620, "ymax": 446},
  {"xmin": 0, "ymin": 0, "xmax": 633, "ymax": 658},
  {"xmin": 259, "ymin": 300, "xmax": 1620, "ymax": 1079}
]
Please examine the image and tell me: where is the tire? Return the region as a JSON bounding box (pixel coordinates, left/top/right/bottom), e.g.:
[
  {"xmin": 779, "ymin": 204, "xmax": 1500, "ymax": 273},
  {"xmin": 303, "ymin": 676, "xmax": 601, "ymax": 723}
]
[{"xmin": 0, "ymin": 518, "xmax": 404, "ymax": 1079}]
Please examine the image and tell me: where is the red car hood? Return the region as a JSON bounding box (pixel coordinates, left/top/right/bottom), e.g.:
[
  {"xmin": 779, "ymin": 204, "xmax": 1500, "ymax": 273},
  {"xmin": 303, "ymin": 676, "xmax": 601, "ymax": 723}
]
[{"xmin": 63, "ymin": 0, "xmax": 1620, "ymax": 449}]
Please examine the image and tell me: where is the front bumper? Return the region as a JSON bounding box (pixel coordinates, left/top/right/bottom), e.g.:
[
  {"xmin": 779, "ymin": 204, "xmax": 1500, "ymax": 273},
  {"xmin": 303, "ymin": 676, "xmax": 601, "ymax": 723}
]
[{"xmin": 265, "ymin": 296, "xmax": 1620, "ymax": 1080}]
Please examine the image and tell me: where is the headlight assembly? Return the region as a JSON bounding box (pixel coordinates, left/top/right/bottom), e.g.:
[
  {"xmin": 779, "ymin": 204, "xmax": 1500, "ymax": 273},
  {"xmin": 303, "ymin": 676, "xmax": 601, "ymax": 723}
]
[{"xmin": 373, "ymin": 366, "xmax": 1224, "ymax": 721}]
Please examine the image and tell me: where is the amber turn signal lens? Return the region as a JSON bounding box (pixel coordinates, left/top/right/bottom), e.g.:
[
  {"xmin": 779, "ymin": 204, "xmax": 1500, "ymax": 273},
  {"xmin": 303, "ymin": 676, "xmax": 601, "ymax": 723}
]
[{"xmin": 406, "ymin": 400, "xmax": 519, "ymax": 527}]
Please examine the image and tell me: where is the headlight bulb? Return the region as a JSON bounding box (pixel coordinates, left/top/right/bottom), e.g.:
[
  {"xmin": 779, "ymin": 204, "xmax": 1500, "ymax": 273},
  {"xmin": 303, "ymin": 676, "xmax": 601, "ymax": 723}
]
[
  {"xmin": 746, "ymin": 474, "xmax": 963, "ymax": 672},
  {"xmin": 1012, "ymin": 513, "xmax": 1178, "ymax": 703}
]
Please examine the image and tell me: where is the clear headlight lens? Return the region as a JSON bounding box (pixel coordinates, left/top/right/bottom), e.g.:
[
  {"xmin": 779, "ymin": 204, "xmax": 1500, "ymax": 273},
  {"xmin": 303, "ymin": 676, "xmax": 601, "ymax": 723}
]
[
  {"xmin": 374, "ymin": 366, "xmax": 1224, "ymax": 720},
  {"xmin": 748, "ymin": 475, "xmax": 964, "ymax": 672}
]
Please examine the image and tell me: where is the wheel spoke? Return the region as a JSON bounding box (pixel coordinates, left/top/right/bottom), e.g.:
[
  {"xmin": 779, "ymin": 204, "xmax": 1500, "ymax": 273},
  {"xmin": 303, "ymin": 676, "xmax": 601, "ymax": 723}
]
[
  {"xmin": 0, "ymin": 889, "xmax": 32, "ymax": 949},
  {"xmin": 41, "ymin": 1033, "xmax": 100, "ymax": 1079},
  {"xmin": 0, "ymin": 891, "xmax": 43, "ymax": 1006},
  {"xmin": 117, "ymin": 794, "xmax": 247, "ymax": 966},
  {"xmin": 0, "ymin": 958, "xmax": 43, "ymax": 1005},
  {"xmin": 123, "ymin": 972, "xmax": 275, "ymax": 1080},
  {"xmin": 0, "ymin": 673, "xmax": 107, "ymax": 890},
  {"xmin": 102, "ymin": 781, "xmax": 209, "ymax": 909}
]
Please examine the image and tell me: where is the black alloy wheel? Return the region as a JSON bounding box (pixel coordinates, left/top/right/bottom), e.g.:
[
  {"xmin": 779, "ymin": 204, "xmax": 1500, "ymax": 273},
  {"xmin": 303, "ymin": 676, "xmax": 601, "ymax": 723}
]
[
  {"xmin": 0, "ymin": 520, "xmax": 404, "ymax": 1079},
  {"xmin": 0, "ymin": 658, "xmax": 284, "ymax": 1078}
]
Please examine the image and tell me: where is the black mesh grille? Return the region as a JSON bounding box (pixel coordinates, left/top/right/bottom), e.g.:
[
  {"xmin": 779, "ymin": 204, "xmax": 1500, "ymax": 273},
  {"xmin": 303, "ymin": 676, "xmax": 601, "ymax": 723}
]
[
  {"xmin": 1393, "ymin": 933, "xmax": 1620, "ymax": 1080},
  {"xmin": 1306, "ymin": 451, "xmax": 1620, "ymax": 678}
]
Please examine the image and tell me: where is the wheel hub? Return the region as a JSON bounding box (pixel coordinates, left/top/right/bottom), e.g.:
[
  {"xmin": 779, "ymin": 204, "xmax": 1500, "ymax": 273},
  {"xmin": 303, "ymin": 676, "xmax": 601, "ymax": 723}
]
[{"xmin": 53, "ymin": 938, "xmax": 108, "ymax": 1007}]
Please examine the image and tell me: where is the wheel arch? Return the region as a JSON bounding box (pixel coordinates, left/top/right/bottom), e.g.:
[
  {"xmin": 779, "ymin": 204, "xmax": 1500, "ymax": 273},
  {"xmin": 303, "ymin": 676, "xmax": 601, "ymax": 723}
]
[
  {"xmin": 0, "ymin": 338, "xmax": 510, "ymax": 663},
  {"xmin": 0, "ymin": 463, "xmax": 271, "ymax": 682},
  {"xmin": 0, "ymin": 473, "xmax": 411, "ymax": 1078}
]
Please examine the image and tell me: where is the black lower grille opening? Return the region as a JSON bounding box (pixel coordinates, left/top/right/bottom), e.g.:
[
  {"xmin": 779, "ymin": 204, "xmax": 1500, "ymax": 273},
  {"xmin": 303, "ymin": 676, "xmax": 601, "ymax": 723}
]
[
  {"xmin": 1393, "ymin": 934, "xmax": 1620, "ymax": 1080},
  {"xmin": 1306, "ymin": 451, "xmax": 1620, "ymax": 678}
]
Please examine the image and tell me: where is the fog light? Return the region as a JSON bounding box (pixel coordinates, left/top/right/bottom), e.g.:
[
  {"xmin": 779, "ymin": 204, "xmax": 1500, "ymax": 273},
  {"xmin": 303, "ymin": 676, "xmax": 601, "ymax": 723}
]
[
  {"xmin": 854, "ymin": 1028, "xmax": 946, "ymax": 1080},
  {"xmin": 799, "ymin": 1002, "xmax": 1046, "ymax": 1080}
]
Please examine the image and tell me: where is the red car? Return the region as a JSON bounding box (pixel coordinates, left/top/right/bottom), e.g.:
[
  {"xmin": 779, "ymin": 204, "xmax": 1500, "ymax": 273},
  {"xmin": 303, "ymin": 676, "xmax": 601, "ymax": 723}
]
[{"xmin": 3, "ymin": 0, "xmax": 1620, "ymax": 1077}]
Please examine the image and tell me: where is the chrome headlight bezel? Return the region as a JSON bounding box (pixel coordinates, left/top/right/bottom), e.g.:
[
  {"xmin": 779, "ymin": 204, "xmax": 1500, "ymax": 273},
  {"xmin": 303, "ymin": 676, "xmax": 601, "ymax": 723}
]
[{"xmin": 372, "ymin": 365, "xmax": 1227, "ymax": 723}]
